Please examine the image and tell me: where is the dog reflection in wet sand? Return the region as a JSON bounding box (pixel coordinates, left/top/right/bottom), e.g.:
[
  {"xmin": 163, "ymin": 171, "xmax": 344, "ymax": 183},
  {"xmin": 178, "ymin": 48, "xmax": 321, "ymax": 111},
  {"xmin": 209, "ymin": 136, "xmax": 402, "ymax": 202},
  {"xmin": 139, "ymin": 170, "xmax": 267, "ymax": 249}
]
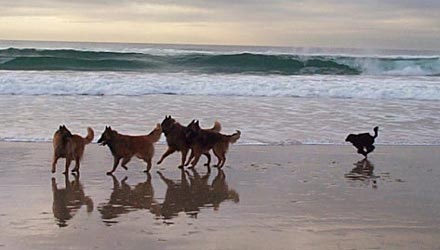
[
  {"xmin": 155, "ymin": 168, "xmax": 239, "ymax": 220},
  {"xmin": 51, "ymin": 174, "xmax": 94, "ymax": 227},
  {"xmin": 210, "ymin": 169, "xmax": 239, "ymax": 210},
  {"xmin": 344, "ymin": 159, "xmax": 378, "ymax": 188},
  {"xmin": 98, "ymin": 173, "xmax": 157, "ymax": 223}
]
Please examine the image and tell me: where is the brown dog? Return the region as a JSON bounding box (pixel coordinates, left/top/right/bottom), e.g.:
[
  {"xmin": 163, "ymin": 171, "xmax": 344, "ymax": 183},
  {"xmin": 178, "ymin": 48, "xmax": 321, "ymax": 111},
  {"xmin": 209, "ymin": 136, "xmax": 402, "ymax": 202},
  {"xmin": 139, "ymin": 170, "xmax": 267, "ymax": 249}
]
[
  {"xmin": 52, "ymin": 125, "xmax": 94, "ymax": 174},
  {"xmin": 186, "ymin": 120, "xmax": 240, "ymax": 168},
  {"xmin": 157, "ymin": 116, "xmax": 221, "ymax": 168},
  {"xmin": 97, "ymin": 124, "xmax": 162, "ymax": 175}
]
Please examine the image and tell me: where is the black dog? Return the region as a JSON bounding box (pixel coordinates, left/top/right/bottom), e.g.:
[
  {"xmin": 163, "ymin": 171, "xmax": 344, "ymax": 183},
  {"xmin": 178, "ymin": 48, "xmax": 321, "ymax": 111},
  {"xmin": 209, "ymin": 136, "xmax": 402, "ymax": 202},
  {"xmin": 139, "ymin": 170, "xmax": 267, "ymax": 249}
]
[{"xmin": 345, "ymin": 126, "xmax": 379, "ymax": 158}]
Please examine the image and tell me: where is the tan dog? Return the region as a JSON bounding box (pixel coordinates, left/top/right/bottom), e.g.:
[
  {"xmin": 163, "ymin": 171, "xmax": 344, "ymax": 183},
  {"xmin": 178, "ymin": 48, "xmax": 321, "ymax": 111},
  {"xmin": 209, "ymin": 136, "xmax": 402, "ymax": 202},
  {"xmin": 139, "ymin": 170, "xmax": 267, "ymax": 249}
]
[
  {"xmin": 52, "ymin": 125, "xmax": 94, "ymax": 174},
  {"xmin": 97, "ymin": 124, "xmax": 162, "ymax": 175}
]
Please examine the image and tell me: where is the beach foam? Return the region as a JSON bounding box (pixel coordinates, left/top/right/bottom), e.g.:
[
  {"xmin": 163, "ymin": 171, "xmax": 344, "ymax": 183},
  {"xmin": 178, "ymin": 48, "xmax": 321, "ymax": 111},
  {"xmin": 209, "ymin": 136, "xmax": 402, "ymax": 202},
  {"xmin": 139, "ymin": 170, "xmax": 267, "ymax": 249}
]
[{"xmin": 1, "ymin": 71, "xmax": 440, "ymax": 101}]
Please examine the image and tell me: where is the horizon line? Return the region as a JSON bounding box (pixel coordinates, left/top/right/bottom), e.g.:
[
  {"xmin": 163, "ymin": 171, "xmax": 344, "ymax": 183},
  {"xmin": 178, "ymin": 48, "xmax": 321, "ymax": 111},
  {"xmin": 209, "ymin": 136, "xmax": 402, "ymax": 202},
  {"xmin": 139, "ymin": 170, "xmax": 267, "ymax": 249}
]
[{"xmin": 1, "ymin": 38, "xmax": 439, "ymax": 54}]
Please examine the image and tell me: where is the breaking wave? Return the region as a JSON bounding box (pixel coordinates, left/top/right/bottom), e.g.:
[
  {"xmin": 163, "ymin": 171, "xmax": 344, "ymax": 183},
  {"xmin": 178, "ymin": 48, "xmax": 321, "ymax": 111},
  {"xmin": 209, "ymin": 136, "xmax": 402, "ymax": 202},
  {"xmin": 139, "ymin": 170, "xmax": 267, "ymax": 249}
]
[{"xmin": 1, "ymin": 48, "xmax": 439, "ymax": 76}]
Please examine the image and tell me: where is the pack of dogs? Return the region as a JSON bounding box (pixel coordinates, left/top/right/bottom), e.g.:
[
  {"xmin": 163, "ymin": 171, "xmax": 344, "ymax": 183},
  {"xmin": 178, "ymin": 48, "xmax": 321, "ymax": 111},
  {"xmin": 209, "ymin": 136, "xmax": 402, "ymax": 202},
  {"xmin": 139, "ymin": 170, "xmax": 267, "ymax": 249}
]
[
  {"xmin": 52, "ymin": 116, "xmax": 241, "ymax": 174},
  {"xmin": 52, "ymin": 116, "xmax": 378, "ymax": 175}
]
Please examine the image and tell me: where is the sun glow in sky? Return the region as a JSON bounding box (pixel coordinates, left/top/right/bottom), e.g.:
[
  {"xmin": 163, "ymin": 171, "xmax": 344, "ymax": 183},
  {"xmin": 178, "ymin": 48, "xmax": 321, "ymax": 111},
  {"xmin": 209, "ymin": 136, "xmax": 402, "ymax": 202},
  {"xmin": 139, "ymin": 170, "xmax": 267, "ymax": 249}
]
[{"xmin": 0, "ymin": 0, "xmax": 439, "ymax": 50}]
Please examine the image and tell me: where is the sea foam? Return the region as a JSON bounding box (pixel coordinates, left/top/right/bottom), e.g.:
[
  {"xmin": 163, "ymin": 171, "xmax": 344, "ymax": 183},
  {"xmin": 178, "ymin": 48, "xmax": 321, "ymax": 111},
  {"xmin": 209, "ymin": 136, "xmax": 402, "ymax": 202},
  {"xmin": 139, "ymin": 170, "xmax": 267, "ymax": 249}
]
[{"xmin": 0, "ymin": 71, "xmax": 439, "ymax": 101}]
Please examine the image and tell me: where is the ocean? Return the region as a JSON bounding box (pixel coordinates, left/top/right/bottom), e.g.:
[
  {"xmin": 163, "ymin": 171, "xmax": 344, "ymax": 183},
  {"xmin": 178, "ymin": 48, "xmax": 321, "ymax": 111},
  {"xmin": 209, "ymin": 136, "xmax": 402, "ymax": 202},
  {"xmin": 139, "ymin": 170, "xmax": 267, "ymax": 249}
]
[{"xmin": 1, "ymin": 40, "xmax": 439, "ymax": 145}]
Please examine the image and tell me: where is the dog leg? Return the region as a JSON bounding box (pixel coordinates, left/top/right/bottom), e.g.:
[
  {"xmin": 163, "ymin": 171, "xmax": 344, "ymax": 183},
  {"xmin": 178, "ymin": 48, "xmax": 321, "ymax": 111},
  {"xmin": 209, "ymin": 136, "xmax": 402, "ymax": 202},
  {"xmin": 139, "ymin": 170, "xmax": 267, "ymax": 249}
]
[
  {"xmin": 365, "ymin": 145, "xmax": 375, "ymax": 155},
  {"xmin": 64, "ymin": 158, "xmax": 72, "ymax": 174},
  {"xmin": 107, "ymin": 157, "xmax": 121, "ymax": 175},
  {"xmin": 185, "ymin": 150, "xmax": 195, "ymax": 166},
  {"xmin": 52, "ymin": 156, "xmax": 59, "ymax": 173},
  {"xmin": 213, "ymin": 148, "xmax": 226, "ymax": 168},
  {"xmin": 356, "ymin": 147, "xmax": 367, "ymax": 156},
  {"xmin": 72, "ymin": 156, "xmax": 81, "ymax": 172},
  {"xmin": 144, "ymin": 158, "xmax": 152, "ymax": 173},
  {"xmin": 203, "ymin": 153, "xmax": 211, "ymax": 167},
  {"xmin": 157, "ymin": 147, "xmax": 176, "ymax": 165},
  {"xmin": 121, "ymin": 157, "xmax": 131, "ymax": 170},
  {"xmin": 190, "ymin": 151, "xmax": 202, "ymax": 169},
  {"xmin": 179, "ymin": 149, "xmax": 189, "ymax": 168}
]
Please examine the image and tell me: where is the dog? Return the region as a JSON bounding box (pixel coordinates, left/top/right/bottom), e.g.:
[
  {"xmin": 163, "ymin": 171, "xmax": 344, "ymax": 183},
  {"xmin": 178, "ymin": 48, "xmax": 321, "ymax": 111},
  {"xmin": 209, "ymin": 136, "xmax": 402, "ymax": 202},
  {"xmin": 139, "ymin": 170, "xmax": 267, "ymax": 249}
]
[
  {"xmin": 157, "ymin": 116, "xmax": 221, "ymax": 168},
  {"xmin": 97, "ymin": 124, "xmax": 161, "ymax": 175},
  {"xmin": 186, "ymin": 120, "xmax": 240, "ymax": 168},
  {"xmin": 345, "ymin": 126, "xmax": 379, "ymax": 158},
  {"xmin": 52, "ymin": 125, "xmax": 94, "ymax": 174}
]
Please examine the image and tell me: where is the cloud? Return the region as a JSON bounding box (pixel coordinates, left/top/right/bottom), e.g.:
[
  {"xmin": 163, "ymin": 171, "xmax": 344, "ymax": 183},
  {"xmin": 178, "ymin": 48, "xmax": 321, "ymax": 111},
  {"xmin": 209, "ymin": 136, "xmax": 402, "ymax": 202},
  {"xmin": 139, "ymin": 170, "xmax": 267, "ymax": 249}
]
[{"xmin": 0, "ymin": 0, "xmax": 439, "ymax": 49}]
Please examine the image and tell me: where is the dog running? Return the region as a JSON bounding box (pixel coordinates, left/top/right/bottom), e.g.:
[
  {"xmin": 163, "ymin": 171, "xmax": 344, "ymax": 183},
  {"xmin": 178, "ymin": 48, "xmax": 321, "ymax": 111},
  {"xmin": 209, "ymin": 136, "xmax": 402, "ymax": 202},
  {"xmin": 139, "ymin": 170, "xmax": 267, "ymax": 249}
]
[
  {"xmin": 97, "ymin": 124, "xmax": 162, "ymax": 175},
  {"xmin": 52, "ymin": 125, "xmax": 94, "ymax": 174},
  {"xmin": 345, "ymin": 126, "xmax": 379, "ymax": 158},
  {"xmin": 157, "ymin": 116, "xmax": 221, "ymax": 168},
  {"xmin": 186, "ymin": 120, "xmax": 241, "ymax": 168}
]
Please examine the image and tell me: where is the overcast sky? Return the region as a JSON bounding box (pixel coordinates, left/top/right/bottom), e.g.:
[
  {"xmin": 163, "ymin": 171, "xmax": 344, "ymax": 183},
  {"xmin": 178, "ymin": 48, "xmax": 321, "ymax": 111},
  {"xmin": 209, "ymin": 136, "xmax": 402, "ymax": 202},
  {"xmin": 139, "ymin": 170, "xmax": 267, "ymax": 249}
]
[{"xmin": 0, "ymin": 0, "xmax": 439, "ymax": 50}]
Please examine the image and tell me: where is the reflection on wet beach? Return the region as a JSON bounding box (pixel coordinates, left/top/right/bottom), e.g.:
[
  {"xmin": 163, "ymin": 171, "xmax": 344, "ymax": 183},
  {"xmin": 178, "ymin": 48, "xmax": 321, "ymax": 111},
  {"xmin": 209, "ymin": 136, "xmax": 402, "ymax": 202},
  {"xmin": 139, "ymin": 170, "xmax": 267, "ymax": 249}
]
[
  {"xmin": 96, "ymin": 168, "xmax": 239, "ymax": 224},
  {"xmin": 98, "ymin": 173, "xmax": 157, "ymax": 225},
  {"xmin": 1, "ymin": 143, "xmax": 440, "ymax": 250},
  {"xmin": 51, "ymin": 173, "xmax": 94, "ymax": 227},
  {"xmin": 344, "ymin": 159, "xmax": 378, "ymax": 188},
  {"xmin": 155, "ymin": 168, "xmax": 239, "ymax": 220}
]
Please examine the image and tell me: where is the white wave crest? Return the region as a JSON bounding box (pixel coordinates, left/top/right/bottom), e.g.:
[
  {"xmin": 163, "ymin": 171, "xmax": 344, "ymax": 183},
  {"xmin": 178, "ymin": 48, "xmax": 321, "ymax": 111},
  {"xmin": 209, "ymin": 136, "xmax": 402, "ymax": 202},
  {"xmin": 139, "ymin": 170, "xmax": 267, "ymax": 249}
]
[{"xmin": 0, "ymin": 71, "xmax": 439, "ymax": 101}]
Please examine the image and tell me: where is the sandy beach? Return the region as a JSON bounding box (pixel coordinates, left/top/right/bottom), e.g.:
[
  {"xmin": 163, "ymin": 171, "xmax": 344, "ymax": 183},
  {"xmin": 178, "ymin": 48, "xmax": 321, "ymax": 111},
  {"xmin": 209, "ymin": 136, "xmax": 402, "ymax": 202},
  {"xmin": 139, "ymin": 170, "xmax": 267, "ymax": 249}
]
[{"xmin": 1, "ymin": 142, "xmax": 439, "ymax": 250}]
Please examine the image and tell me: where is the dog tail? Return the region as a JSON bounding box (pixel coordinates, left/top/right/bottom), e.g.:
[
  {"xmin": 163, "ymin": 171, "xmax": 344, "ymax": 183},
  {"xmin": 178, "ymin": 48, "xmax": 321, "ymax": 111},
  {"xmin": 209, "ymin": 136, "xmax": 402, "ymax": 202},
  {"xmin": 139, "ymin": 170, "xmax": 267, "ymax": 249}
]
[
  {"xmin": 228, "ymin": 130, "xmax": 241, "ymax": 144},
  {"xmin": 210, "ymin": 121, "xmax": 222, "ymax": 132},
  {"xmin": 84, "ymin": 127, "xmax": 94, "ymax": 144},
  {"xmin": 148, "ymin": 123, "xmax": 162, "ymax": 143},
  {"xmin": 373, "ymin": 126, "xmax": 379, "ymax": 138}
]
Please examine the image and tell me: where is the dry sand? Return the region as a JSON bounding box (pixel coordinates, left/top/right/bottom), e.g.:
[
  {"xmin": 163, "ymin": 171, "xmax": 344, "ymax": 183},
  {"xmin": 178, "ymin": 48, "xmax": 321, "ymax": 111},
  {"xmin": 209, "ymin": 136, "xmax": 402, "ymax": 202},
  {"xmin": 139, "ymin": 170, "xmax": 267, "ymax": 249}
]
[{"xmin": 1, "ymin": 142, "xmax": 440, "ymax": 250}]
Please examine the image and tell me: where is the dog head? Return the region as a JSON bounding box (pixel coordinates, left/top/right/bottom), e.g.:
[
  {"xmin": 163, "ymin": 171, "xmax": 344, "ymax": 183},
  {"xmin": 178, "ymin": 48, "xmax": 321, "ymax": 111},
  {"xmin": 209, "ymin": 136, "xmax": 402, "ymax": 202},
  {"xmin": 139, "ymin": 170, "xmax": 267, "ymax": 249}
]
[
  {"xmin": 185, "ymin": 120, "xmax": 200, "ymax": 140},
  {"xmin": 160, "ymin": 115, "xmax": 176, "ymax": 134},
  {"xmin": 187, "ymin": 120, "xmax": 201, "ymax": 132},
  {"xmin": 97, "ymin": 126, "xmax": 115, "ymax": 146},
  {"xmin": 55, "ymin": 125, "xmax": 73, "ymax": 139},
  {"xmin": 345, "ymin": 134, "xmax": 356, "ymax": 143}
]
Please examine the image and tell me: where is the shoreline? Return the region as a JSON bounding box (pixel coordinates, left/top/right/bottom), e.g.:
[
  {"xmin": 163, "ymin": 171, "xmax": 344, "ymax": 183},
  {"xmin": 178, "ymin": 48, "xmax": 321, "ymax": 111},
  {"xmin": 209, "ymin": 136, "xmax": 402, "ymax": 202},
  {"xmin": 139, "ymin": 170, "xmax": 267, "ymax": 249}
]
[
  {"xmin": 1, "ymin": 142, "xmax": 440, "ymax": 250},
  {"xmin": 3, "ymin": 140, "xmax": 440, "ymax": 147}
]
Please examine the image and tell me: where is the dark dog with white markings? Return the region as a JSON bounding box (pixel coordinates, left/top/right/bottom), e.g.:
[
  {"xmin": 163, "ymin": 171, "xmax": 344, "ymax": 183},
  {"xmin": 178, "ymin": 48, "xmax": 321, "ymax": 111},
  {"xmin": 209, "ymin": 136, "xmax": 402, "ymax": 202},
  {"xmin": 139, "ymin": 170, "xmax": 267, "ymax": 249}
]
[{"xmin": 345, "ymin": 126, "xmax": 379, "ymax": 158}]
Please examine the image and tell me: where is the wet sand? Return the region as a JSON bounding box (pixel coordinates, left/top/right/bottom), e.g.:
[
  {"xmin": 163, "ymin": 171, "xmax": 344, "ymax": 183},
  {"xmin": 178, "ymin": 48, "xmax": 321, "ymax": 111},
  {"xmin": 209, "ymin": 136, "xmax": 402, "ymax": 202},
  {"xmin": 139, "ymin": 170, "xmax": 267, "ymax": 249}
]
[{"xmin": 1, "ymin": 142, "xmax": 440, "ymax": 250}]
